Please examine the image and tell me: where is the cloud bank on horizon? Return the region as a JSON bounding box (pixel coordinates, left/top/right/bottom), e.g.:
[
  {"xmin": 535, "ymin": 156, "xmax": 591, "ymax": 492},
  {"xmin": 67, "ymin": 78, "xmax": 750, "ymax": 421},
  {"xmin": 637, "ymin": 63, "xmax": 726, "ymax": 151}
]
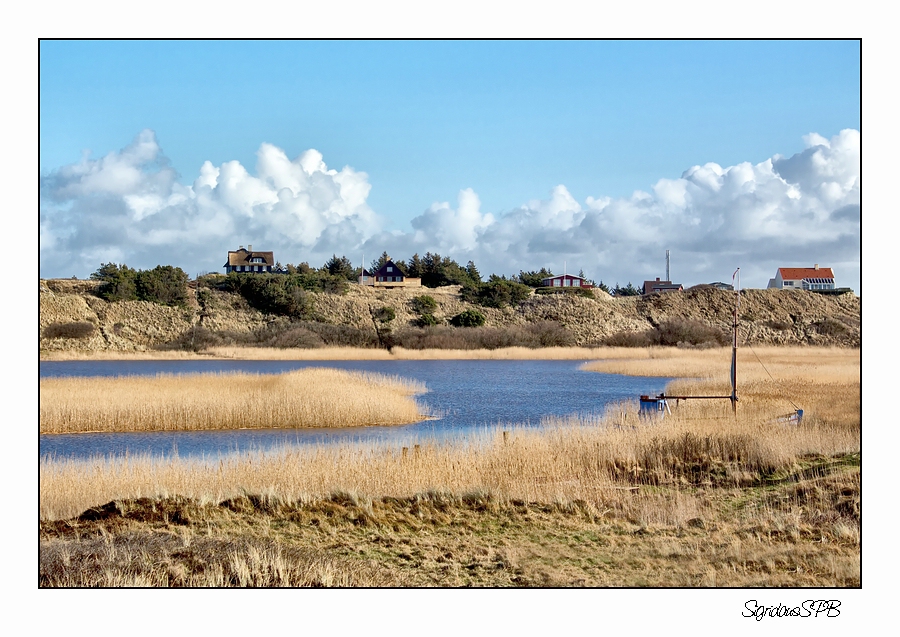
[{"xmin": 40, "ymin": 129, "xmax": 860, "ymax": 291}]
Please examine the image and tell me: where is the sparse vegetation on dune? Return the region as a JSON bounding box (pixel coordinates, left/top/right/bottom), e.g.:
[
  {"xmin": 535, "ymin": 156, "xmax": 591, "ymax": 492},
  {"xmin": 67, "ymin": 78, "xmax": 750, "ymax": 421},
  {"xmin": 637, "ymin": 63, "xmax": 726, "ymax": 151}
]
[
  {"xmin": 40, "ymin": 368, "xmax": 427, "ymax": 434},
  {"xmin": 41, "ymin": 275, "xmax": 861, "ymax": 357},
  {"xmin": 39, "ymin": 346, "xmax": 860, "ymax": 587}
]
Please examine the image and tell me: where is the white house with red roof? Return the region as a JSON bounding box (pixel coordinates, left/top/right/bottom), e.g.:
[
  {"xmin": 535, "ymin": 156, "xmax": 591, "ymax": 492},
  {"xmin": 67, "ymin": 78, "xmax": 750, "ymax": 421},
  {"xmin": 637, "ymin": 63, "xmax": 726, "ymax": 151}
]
[{"xmin": 767, "ymin": 265, "xmax": 836, "ymax": 291}]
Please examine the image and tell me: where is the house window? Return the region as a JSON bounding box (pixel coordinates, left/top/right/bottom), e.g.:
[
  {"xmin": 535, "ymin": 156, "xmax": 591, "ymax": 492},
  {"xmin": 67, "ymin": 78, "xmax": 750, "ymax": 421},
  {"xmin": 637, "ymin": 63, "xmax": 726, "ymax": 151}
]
[{"xmin": 387, "ymin": 266, "xmax": 393, "ymax": 272}]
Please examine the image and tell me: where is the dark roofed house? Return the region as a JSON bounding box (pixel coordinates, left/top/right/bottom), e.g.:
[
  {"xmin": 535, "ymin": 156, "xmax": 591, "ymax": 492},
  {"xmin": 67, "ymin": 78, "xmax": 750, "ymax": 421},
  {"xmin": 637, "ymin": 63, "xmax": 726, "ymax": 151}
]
[
  {"xmin": 360, "ymin": 257, "xmax": 421, "ymax": 288},
  {"xmin": 224, "ymin": 245, "xmax": 275, "ymax": 274},
  {"xmin": 541, "ymin": 273, "xmax": 592, "ymax": 288},
  {"xmin": 643, "ymin": 278, "xmax": 683, "ymax": 294}
]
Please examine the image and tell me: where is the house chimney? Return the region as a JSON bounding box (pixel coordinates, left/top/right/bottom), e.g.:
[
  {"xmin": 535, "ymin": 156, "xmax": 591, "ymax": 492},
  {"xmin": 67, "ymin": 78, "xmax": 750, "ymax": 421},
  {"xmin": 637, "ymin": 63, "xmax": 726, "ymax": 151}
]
[
  {"xmin": 814, "ymin": 263, "xmax": 819, "ymax": 270},
  {"xmin": 248, "ymin": 244, "xmax": 253, "ymax": 252},
  {"xmin": 239, "ymin": 245, "xmax": 244, "ymax": 250},
  {"xmin": 656, "ymin": 277, "xmax": 660, "ymax": 282}
]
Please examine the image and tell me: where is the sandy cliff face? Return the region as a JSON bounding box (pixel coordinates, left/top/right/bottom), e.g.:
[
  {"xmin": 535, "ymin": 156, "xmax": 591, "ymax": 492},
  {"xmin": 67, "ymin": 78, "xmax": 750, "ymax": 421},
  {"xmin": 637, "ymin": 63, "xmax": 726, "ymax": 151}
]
[{"xmin": 39, "ymin": 278, "xmax": 861, "ymax": 353}]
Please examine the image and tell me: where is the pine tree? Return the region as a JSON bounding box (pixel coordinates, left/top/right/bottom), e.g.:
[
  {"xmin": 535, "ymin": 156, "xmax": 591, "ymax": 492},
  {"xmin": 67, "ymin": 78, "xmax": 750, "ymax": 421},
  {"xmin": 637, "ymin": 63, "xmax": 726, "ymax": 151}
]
[
  {"xmin": 465, "ymin": 260, "xmax": 482, "ymax": 283},
  {"xmin": 370, "ymin": 251, "xmax": 392, "ymax": 273}
]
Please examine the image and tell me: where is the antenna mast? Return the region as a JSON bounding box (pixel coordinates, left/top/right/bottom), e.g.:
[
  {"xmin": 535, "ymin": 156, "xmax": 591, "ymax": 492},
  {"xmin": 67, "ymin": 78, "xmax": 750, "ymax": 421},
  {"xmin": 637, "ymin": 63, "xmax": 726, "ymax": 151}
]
[{"xmin": 666, "ymin": 250, "xmax": 670, "ymax": 282}]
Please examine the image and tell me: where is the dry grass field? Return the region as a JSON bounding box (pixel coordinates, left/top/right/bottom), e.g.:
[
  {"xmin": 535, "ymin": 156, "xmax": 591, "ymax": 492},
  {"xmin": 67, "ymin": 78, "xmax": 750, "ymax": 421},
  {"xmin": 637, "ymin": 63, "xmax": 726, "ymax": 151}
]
[{"xmin": 39, "ymin": 345, "xmax": 860, "ymax": 587}]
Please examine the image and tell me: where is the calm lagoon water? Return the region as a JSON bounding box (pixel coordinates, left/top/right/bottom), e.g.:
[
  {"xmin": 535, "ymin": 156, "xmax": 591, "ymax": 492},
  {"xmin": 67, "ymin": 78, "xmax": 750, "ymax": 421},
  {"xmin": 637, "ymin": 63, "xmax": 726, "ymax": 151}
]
[{"xmin": 39, "ymin": 359, "xmax": 671, "ymax": 461}]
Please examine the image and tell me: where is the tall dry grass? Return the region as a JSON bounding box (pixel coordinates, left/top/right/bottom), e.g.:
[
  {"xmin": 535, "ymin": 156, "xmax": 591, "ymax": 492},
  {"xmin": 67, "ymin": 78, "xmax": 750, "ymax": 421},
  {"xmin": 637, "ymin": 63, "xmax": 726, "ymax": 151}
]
[
  {"xmin": 40, "ymin": 529, "xmax": 390, "ymax": 587},
  {"xmin": 40, "ymin": 368, "xmax": 427, "ymax": 435},
  {"xmin": 582, "ymin": 345, "xmax": 859, "ymax": 382},
  {"xmin": 40, "ymin": 347, "xmax": 859, "ymax": 520},
  {"xmin": 40, "ymin": 412, "xmax": 859, "ymax": 522},
  {"xmin": 40, "ymin": 346, "xmax": 860, "ymax": 523}
]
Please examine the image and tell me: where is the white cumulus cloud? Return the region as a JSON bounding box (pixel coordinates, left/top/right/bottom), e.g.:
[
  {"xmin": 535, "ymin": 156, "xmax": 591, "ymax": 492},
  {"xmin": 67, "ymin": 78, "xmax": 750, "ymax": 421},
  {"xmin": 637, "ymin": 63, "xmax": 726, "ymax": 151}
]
[
  {"xmin": 40, "ymin": 130, "xmax": 381, "ymax": 277},
  {"xmin": 40, "ymin": 129, "xmax": 860, "ymax": 292}
]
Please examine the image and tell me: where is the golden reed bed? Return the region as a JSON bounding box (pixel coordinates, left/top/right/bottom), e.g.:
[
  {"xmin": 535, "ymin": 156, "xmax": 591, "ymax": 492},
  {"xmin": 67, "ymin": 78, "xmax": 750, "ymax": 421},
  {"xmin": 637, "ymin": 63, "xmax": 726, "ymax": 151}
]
[
  {"xmin": 40, "ymin": 368, "xmax": 427, "ymax": 435},
  {"xmin": 39, "ymin": 346, "xmax": 860, "ymax": 522}
]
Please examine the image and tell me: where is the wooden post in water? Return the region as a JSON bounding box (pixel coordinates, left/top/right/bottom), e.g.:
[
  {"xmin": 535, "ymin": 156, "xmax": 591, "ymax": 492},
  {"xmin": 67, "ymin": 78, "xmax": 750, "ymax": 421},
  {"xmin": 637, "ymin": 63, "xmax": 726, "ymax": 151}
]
[
  {"xmin": 502, "ymin": 431, "xmax": 509, "ymax": 445},
  {"xmin": 402, "ymin": 447, "xmax": 408, "ymax": 459},
  {"xmin": 730, "ymin": 268, "xmax": 740, "ymax": 416}
]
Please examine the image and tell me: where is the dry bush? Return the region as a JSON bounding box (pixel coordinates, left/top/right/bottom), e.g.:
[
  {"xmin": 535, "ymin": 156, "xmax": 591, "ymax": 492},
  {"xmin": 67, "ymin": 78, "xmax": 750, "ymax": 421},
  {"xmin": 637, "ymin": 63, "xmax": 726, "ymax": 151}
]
[
  {"xmin": 603, "ymin": 319, "xmax": 729, "ymax": 348},
  {"xmin": 42, "ymin": 321, "xmax": 96, "ymax": 340},
  {"xmin": 394, "ymin": 321, "xmax": 574, "ymax": 350},
  {"xmin": 814, "ymin": 318, "xmax": 849, "ymax": 336},
  {"xmin": 656, "ymin": 318, "xmax": 729, "ymax": 347},
  {"xmin": 161, "ymin": 321, "xmax": 379, "ymax": 352}
]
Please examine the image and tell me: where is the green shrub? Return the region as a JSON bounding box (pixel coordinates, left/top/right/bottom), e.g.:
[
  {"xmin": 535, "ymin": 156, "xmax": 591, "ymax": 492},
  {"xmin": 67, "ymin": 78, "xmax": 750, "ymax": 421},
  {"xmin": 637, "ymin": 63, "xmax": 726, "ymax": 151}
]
[
  {"xmin": 374, "ymin": 306, "xmax": 396, "ymax": 323},
  {"xmin": 42, "ymin": 321, "xmax": 96, "ymax": 339},
  {"xmin": 91, "ymin": 263, "xmax": 189, "ymax": 307},
  {"xmin": 460, "ymin": 279, "xmax": 531, "ymax": 309},
  {"xmin": 220, "ymin": 274, "xmax": 315, "ymax": 318},
  {"xmin": 135, "ymin": 265, "xmax": 190, "ymax": 307},
  {"xmin": 612, "ymin": 282, "xmax": 642, "ymax": 297},
  {"xmin": 535, "ymin": 287, "xmax": 595, "ymax": 298},
  {"xmin": 450, "ymin": 309, "xmax": 486, "ymax": 327},
  {"xmin": 90, "ymin": 263, "xmax": 137, "ymax": 302},
  {"xmin": 516, "ymin": 268, "xmax": 554, "ymax": 288},
  {"xmin": 416, "ymin": 313, "xmax": 439, "ymax": 327},
  {"xmin": 411, "ymin": 295, "xmax": 438, "ymax": 314}
]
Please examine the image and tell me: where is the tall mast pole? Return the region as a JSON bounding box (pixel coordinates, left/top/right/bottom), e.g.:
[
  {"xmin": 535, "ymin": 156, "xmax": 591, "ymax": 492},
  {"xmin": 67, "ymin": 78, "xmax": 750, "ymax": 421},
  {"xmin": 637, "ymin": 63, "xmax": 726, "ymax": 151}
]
[{"xmin": 730, "ymin": 268, "xmax": 740, "ymax": 415}]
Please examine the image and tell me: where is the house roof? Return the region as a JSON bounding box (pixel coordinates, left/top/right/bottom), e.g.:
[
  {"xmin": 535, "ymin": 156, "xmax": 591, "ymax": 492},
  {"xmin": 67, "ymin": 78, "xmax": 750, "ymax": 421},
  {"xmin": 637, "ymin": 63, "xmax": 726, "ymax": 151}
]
[
  {"xmin": 225, "ymin": 248, "xmax": 275, "ymax": 267},
  {"xmin": 542, "ymin": 274, "xmax": 586, "ymax": 282},
  {"xmin": 778, "ymin": 267, "xmax": 834, "ymax": 280},
  {"xmin": 643, "ymin": 279, "xmax": 683, "ymax": 291},
  {"xmin": 373, "ymin": 259, "xmax": 404, "ymax": 278}
]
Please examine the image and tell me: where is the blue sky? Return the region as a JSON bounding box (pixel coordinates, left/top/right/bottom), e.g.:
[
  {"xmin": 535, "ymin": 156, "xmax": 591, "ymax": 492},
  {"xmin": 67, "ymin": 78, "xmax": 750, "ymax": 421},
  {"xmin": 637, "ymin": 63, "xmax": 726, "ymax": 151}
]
[{"xmin": 39, "ymin": 39, "xmax": 861, "ymax": 291}]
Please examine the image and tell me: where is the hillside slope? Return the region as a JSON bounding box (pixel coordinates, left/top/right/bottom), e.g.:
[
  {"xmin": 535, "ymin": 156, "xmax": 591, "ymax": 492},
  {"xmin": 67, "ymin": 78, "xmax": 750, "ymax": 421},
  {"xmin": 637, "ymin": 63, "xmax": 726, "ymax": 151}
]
[{"xmin": 39, "ymin": 278, "xmax": 861, "ymax": 354}]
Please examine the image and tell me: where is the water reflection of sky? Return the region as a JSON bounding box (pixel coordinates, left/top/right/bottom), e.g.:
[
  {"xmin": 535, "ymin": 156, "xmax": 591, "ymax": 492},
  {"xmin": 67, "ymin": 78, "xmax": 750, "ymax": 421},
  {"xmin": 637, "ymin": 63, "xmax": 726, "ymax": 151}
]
[{"xmin": 40, "ymin": 359, "xmax": 671, "ymax": 461}]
